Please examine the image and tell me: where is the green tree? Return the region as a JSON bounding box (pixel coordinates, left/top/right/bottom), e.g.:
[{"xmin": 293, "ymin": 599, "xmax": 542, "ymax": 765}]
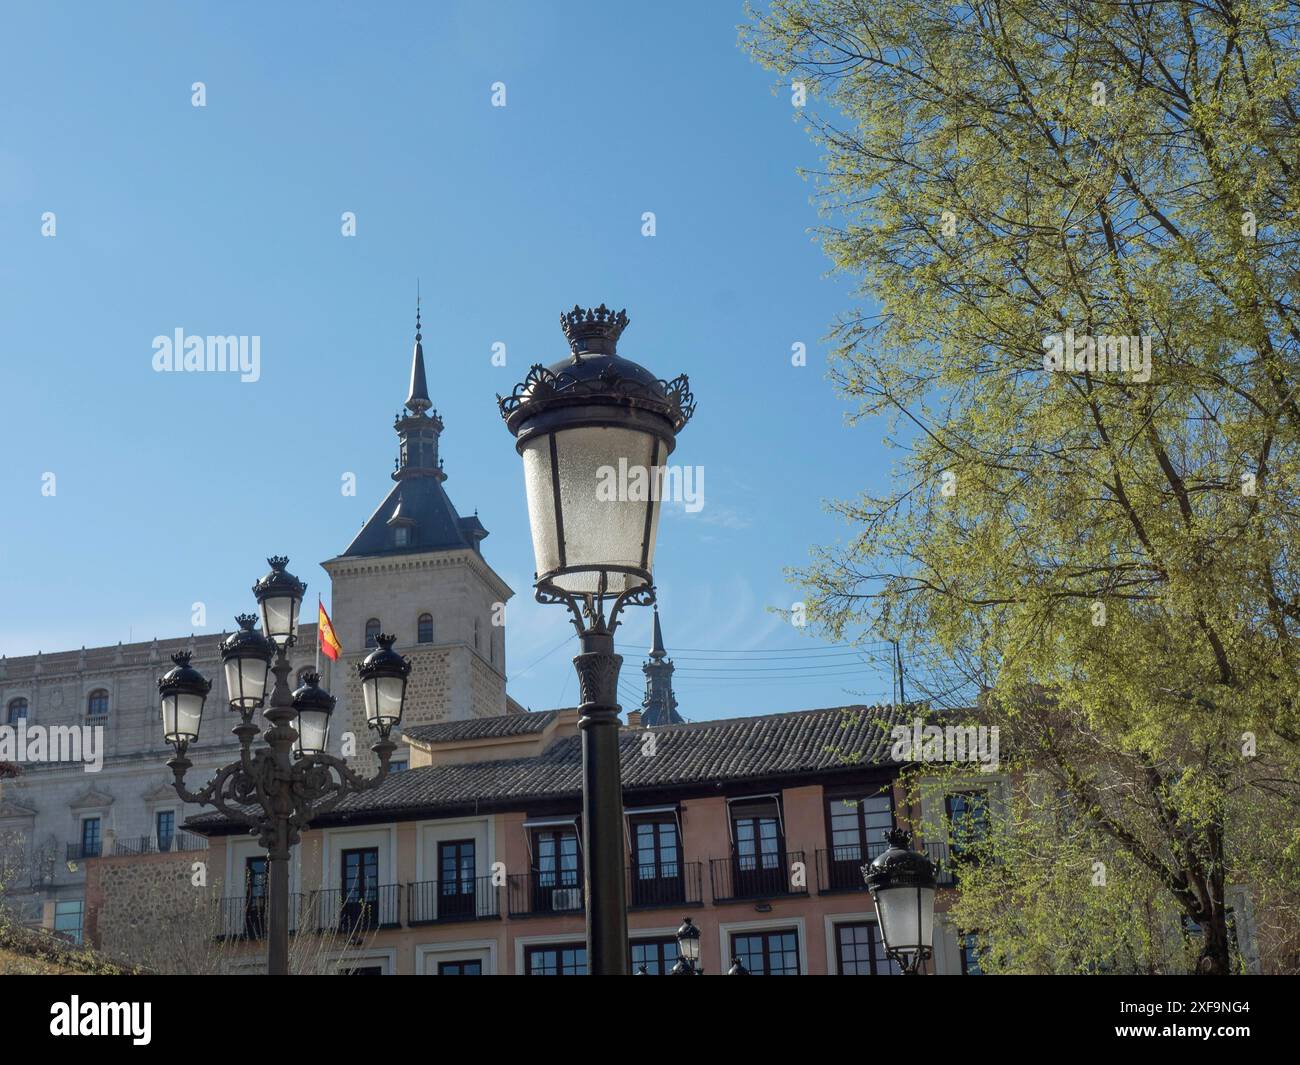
[{"xmin": 743, "ymin": 0, "xmax": 1300, "ymax": 972}]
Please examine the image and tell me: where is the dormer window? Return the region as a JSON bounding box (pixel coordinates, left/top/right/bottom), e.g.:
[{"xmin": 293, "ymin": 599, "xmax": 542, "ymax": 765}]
[{"xmin": 394, "ymin": 527, "xmax": 409, "ymax": 547}]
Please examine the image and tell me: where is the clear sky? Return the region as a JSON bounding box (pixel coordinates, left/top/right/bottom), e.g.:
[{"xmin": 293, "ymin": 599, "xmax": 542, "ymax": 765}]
[{"xmin": 0, "ymin": 0, "xmax": 895, "ymax": 720}]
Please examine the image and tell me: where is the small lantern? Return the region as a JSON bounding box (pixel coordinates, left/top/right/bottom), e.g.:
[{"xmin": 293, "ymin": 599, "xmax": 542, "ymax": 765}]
[
  {"xmin": 220, "ymin": 614, "xmax": 274, "ymax": 712},
  {"xmin": 861, "ymin": 827, "xmax": 937, "ymax": 974},
  {"xmin": 252, "ymin": 556, "xmax": 305, "ymax": 647},
  {"xmin": 671, "ymin": 915, "xmax": 702, "ymax": 975},
  {"xmin": 158, "ymin": 651, "xmax": 212, "ymax": 749},
  {"xmin": 356, "ymin": 633, "xmax": 410, "ymax": 735},
  {"xmin": 291, "ymin": 671, "xmax": 335, "ymax": 757},
  {"xmin": 727, "ymin": 956, "xmax": 750, "ymax": 976},
  {"xmin": 497, "ymin": 305, "xmax": 694, "ymax": 599}
]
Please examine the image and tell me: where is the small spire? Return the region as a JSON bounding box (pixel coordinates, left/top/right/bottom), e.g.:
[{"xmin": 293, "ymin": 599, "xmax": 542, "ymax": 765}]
[
  {"xmin": 650, "ymin": 604, "xmax": 667, "ymax": 659},
  {"xmin": 405, "ymin": 283, "xmax": 432, "ymax": 415}
]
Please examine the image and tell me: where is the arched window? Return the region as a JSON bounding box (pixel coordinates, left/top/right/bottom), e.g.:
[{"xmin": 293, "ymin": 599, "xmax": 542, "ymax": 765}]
[
  {"xmin": 87, "ymin": 689, "xmax": 110, "ymax": 717},
  {"xmin": 7, "ymin": 698, "xmax": 27, "ymax": 724},
  {"xmin": 417, "ymin": 613, "xmax": 433, "ymax": 644},
  {"xmin": 489, "ymin": 629, "xmax": 496, "ymax": 664},
  {"xmin": 474, "ymin": 618, "xmax": 481, "ymax": 651},
  {"xmin": 365, "ymin": 618, "xmax": 381, "ymax": 649}
]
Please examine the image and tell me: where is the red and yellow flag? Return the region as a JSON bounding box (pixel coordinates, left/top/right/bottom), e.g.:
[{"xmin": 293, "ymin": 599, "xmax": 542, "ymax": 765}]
[{"xmin": 318, "ymin": 598, "xmax": 342, "ymax": 662}]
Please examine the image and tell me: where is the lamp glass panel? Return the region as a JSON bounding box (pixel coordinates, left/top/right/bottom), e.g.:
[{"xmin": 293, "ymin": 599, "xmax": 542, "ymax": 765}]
[
  {"xmin": 163, "ymin": 692, "xmax": 204, "ymax": 742},
  {"xmin": 679, "ymin": 934, "xmax": 701, "ymax": 962},
  {"xmin": 876, "ymin": 884, "xmax": 934, "ymax": 956},
  {"xmin": 296, "ymin": 710, "xmax": 330, "ymax": 755},
  {"xmin": 224, "ymin": 656, "xmax": 268, "ymax": 708},
  {"xmin": 260, "ymin": 595, "xmax": 299, "ymax": 644}
]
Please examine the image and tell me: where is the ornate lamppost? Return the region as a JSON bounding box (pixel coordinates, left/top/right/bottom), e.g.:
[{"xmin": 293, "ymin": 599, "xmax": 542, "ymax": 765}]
[
  {"xmin": 159, "ymin": 556, "xmax": 411, "ymax": 976},
  {"xmin": 498, "ymin": 305, "xmax": 694, "ymax": 975},
  {"xmin": 861, "ymin": 827, "xmax": 938, "ymax": 975}
]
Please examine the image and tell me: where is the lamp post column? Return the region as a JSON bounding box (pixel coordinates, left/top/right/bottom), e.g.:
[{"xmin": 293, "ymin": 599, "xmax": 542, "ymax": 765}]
[
  {"xmin": 261, "ymin": 647, "xmax": 297, "ymax": 977},
  {"xmin": 574, "ymin": 624, "xmax": 628, "ymax": 975}
]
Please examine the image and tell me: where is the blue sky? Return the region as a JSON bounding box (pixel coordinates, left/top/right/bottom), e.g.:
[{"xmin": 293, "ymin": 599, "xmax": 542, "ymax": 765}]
[{"xmin": 0, "ymin": 0, "xmax": 895, "ymax": 719}]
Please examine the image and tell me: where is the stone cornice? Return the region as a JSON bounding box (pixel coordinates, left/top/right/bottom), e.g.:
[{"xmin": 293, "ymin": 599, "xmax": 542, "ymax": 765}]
[{"xmin": 321, "ymin": 548, "xmax": 514, "ymax": 601}]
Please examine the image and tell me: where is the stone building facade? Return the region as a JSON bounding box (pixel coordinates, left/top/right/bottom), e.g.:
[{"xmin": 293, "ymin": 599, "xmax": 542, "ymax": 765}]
[{"xmin": 0, "ymin": 308, "xmax": 517, "ymax": 939}]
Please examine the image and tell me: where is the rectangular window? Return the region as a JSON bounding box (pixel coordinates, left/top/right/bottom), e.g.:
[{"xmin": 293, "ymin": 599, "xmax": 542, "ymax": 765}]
[
  {"xmin": 825, "ymin": 789, "xmax": 894, "ymax": 889},
  {"xmin": 835, "ymin": 921, "xmax": 898, "ymax": 975},
  {"xmin": 631, "ymin": 937, "xmax": 680, "ymax": 975},
  {"xmin": 438, "ymin": 839, "xmax": 476, "ymax": 918},
  {"xmin": 54, "ymin": 900, "xmax": 84, "ymax": 945},
  {"xmin": 532, "ymin": 828, "xmax": 581, "ymax": 912},
  {"xmin": 730, "ymin": 928, "xmax": 800, "ymax": 975},
  {"xmin": 341, "ymin": 847, "xmax": 380, "ymax": 932},
  {"xmin": 945, "ymin": 791, "xmax": 992, "ymax": 863},
  {"xmin": 959, "ymin": 932, "xmax": 984, "ymax": 975},
  {"xmin": 438, "ymin": 959, "xmax": 483, "ymax": 975},
  {"xmin": 80, "ymin": 818, "xmax": 101, "ymax": 859},
  {"xmin": 630, "ymin": 816, "xmax": 682, "ymax": 907},
  {"xmin": 156, "ymin": 810, "xmax": 175, "ymax": 852},
  {"xmin": 245, "ymin": 856, "xmax": 268, "ymax": 938},
  {"xmin": 730, "ymin": 799, "xmax": 784, "ymax": 896},
  {"xmin": 525, "ymin": 943, "xmax": 587, "ymax": 975}
]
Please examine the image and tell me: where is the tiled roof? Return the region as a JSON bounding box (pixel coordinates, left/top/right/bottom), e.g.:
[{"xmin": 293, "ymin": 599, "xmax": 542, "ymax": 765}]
[
  {"xmin": 190, "ymin": 704, "xmax": 907, "ymax": 833},
  {"xmin": 341, "ymin": 476, "xmax": 484, "ymax": 558},
  {"xmin": 403, "ymin": 711, "xmax": 559, "ymax": 743}
]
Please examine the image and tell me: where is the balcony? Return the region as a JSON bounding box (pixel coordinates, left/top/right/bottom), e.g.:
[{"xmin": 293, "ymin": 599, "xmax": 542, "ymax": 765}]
[
  {"xmin": 709, "ymin": 850, "xmax": 808, "ymax": 903},
  {"xmin": 112, "ymin": 830, "xmax": 209, "ymax": 857},
  {"xmin": 507, "ymin": 872, "xmax": 584, "ymax": 917},
  {"xmin": 816, "ymin": 842, "xmax": 956, "ymax": 893},
  {"xmin": 66, "ymin": 842, "xmax": 101, "ymax": 861},
  {"xmin": 408, "ymin": 876, "xmax": 501, "ymax": 925},
  {"xmin": 306, "ymin": 885, "xmax": 402, "ymax": 934},
  {"xmin": 626, "ymin": 861, "xmax": 703, "ymax": 910}
]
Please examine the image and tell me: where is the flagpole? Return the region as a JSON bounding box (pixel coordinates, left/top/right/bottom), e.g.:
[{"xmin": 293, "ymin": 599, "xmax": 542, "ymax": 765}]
[{"xmin": 315, "ymin": 596, "xmax": 321, "ymax": 674}]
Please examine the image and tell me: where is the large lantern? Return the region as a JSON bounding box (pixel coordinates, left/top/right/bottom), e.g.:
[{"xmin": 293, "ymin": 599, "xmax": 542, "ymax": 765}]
[
  {"xmin": 861, "ymin": 828, "xmax": 937, "ymax": 974},
  {"xmin": 158, "ymin": 651, "xmax": 212, "ymax": 749},
  {"xmin": 356, "ymin": 633, "xmax": 410, "ymax": 736},
  {"xmin": 221, "ymin": 614, "xmax": 274, "ymax": 713},
  {"xmin": 291, "ymin": 671, "xmax": 336, "ymax": 757},
  {"xmin": 497, "ymin": 305, "xmax": 694, "ymax": 599},
  {"xmin": 672, "ymin": 915, "xmax": 702, "ymax": 975},
  {"xmin": 252, "ymin": 556, "xmax": 305, "ymax": 647}
]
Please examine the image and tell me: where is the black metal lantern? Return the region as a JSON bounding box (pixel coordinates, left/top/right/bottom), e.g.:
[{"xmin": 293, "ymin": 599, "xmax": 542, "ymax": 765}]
[
  {"xmin": 252, "ymin": 556, "xmax": 305, "ymax": 647},
  {"xmin": 497, "ymin": 305, "xmax": 694, "ymax": 599},
  {"xmin": 671, "ymin": 915, "xmax": 702, "ymax": 975},
  {"xmin": 221, "ymin": 614, "xmax": 274, "ymax": 714},
  {"xmin": 727, "ymin": 956, "xmax": 750, "ymax": 976},
  {"xmin": 357, "ymin": 633, "xmax": 410, "ymax": 736},
  {"xmin": 291, "ymin": 671, "xmax": 335, "ymax": 757},
  {"xmin": 861, "ymin": 827, "xmax": 937, "ymax": 975},
  {"xmin": 158, "ymin": 651, "xmax": 211, "ymax": 750}
]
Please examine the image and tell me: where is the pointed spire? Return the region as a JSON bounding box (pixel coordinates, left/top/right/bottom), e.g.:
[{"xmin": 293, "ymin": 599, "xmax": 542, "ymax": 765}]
[
  {"xmin": 649, "ymin": 604, "xmax": 667, "ymax": 660},
  {"xmin": 405, "ymin": 284, "xmax": 432, "ymax": 415}
]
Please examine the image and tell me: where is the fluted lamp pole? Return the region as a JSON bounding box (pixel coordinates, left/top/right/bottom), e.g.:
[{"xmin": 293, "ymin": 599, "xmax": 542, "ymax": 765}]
[
  {"xmin": 498, "ymin": 305, "xmax": 695, "ymax": 975},
  {"xmin": 160, "ymin": 557, "xmax": 411, "ymax": 976}
]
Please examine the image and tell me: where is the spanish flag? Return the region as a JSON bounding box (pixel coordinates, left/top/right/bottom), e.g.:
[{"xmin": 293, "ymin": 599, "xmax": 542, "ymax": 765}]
[{"xmin": 318, "ymin": 598, "xmax": 342, "ymax": 662}]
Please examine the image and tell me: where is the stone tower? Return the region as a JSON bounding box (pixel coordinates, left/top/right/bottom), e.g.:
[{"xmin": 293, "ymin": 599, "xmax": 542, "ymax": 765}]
[
  {"xmin": 639, "ymin": 605, "xmax": 683, "ymax": 726},
  {"xmin": 320, "ymin": 302, "xmax": 513, "ymax": 767}
]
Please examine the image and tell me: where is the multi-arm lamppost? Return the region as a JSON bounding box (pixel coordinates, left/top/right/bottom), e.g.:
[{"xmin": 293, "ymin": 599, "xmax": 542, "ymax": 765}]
[
  {"xmin": 498, "ymin": 305, "xmax": 694, "ymax": 975},
  {"xmin": 158, "ymin": 556, "xmax": 411, "ymax": 976},
  {"xmin": 861, "ymin": 827, "xmax": 938, "ymax": 975}
]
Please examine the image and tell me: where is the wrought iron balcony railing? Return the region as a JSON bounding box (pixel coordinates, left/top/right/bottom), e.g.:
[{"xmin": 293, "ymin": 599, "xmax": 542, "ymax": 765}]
[
  {"xmin": 626, "ymin": 861, "xmax": 703, "ymax": 909},
  {"xmin": 216, "ymin": 893, "xmax": 303, "ymax": 940},
  {"xmin": 408, "ymin": 876, "xmax": 501, "ymax": 924},
  {"xmin": 709, "ymin": 850, "xmax": 808, "ymax": 903},
  {"xmin": 507, "ymin": 871, "xmax": 584, "ymax": 917},
  {"xmin": 816, "ymin": 842, "xmax": 956, "ymax": 892},
  {"xmin": 307, "ymin": 884, "xmax": 402, "ymax": 934},
  {"xmin": 66, "ymin": 842, "xmax": 101, "ymax": 861}
]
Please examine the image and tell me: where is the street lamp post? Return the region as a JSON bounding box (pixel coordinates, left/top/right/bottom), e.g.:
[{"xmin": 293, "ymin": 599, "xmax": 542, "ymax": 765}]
[
  {"xmin": 498, "ymin": 305, "xmax": 694, "ymax": 975},
  {"xmin": 861, "ymin": 827, "xmax": 938, "ymax": 975},
  {"xmin": 159, "ymin": 556, "xmax": 411, "ymax": 976}
]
